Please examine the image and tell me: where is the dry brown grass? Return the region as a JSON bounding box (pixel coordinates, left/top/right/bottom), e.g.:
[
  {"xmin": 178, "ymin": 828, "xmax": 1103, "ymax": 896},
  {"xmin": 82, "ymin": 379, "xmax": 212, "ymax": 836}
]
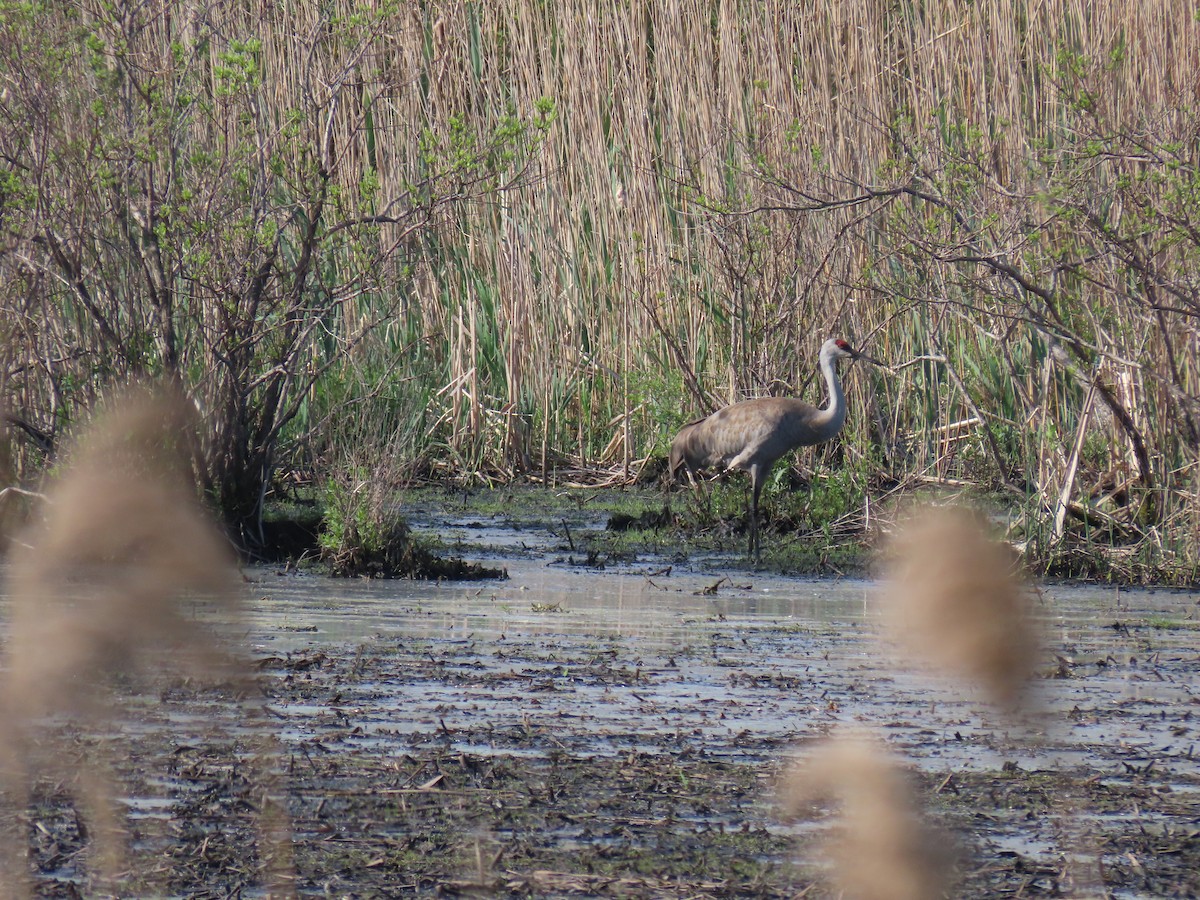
[
  {"xmin": 781, "ymin": 728, "xmax": 953, "ymax": 900},
  {"xmin": 880, "ymin": 504, "xmax": 1041, "ymax": 712},
  {"xmin": 10, "ymin": 2, "xmax": 1200, "ymax": 459}
]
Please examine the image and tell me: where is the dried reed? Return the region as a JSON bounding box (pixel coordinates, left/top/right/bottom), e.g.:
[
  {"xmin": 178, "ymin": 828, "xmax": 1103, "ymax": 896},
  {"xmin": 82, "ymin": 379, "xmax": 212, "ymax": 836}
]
[
  {"xmin": 2, "ymin": 385, "xmax": 242, "ymax": 721},
  {"xmin": 0, "ymin": 384, "xmax": 245, "ymax": 895},
  {"xmin": 781, "ymin": 728, "xmax": 953, "ymax": 900},
  {"xmin": 6, "ymin": 1, "xmax": 1200, "ymax": 571},
  {"xmin": 880, "ymin": 504, "xmax": 1040, "ymax": 712}
]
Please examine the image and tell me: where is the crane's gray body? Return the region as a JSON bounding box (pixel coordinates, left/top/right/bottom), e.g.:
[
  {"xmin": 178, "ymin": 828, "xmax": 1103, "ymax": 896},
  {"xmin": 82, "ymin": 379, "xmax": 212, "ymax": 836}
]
[
  {"xmin": 668, "ymin": 338, "xmax": 872, "ymax": 558},
  {"xmin": 669, "ymin": 395, "xmax": 841, "ymax": 481}
]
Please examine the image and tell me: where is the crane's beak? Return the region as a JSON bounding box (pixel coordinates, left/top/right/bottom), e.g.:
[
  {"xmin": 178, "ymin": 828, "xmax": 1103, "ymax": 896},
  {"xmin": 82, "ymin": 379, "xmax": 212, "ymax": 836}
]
[{"xmin": 850, "ymin": 347, "xmax": 884, "ymax": 367}]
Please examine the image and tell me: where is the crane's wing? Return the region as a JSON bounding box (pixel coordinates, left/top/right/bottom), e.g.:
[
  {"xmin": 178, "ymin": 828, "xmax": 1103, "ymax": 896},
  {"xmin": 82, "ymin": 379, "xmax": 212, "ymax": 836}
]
[{"xmin": 692, "ymin": 398, "xmax": 824, "ymax": 472}]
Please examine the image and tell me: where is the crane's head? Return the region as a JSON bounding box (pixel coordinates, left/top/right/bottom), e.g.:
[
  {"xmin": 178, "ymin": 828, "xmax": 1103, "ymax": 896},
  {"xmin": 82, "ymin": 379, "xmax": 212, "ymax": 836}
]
[{"xmin": 824, "ymin": 337, "xmax": 882, "ymax": 366}]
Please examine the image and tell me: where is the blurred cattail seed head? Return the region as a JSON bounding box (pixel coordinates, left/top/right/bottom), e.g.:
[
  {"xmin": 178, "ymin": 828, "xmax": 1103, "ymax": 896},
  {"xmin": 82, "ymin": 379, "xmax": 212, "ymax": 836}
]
[
  {"xmin": 3, "ymin": 384, "xmax": 242, "ymax": 723},
  {"xmin": 881, "ymin": 505, "xmax": 1040, "ymax": 712},
  {"xmin": 781, "ymin": 729, "xmax": 953, "ymax": 900}
]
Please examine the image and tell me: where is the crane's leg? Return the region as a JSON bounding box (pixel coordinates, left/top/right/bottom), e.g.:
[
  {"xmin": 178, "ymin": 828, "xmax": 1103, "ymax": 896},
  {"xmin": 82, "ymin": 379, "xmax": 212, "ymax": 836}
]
[{"xmin": 749, "ymin": 464, "xmax": 765, "ymax": 561}]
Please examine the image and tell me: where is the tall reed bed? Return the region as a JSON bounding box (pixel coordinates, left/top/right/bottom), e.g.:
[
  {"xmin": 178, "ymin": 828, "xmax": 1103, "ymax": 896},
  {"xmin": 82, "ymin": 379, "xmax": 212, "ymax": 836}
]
[{"xmin": 3, "ymin": 1, "xmax": 1199, "ymax": 571}]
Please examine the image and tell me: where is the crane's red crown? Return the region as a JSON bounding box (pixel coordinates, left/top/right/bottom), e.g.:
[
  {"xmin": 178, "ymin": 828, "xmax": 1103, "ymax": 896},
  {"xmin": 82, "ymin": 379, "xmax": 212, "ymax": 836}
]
[{"xmin": 835, "ymin": 339, "xmax": 852, "ymax": 351}]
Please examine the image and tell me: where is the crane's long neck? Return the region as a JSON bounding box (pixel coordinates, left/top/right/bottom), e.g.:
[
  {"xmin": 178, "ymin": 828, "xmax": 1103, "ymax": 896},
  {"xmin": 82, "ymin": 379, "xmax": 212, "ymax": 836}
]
[{"xmin": 813, "ymin": 349, "xmax": 847, "ymax": 442}]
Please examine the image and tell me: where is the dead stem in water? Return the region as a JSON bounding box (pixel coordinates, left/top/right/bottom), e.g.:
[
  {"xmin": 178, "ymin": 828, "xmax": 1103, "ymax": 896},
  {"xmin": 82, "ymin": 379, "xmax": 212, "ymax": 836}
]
[
  {"xmin": 0, "ymin": 384, "xmax": 253, "ymax": 896},
  {"xmin": 781, "ymin": 729, "xmax": 953, "ymax": 900},
  {"xmin": 881, "ymin": 505, "xmax": 1040, "ymax": 712}
]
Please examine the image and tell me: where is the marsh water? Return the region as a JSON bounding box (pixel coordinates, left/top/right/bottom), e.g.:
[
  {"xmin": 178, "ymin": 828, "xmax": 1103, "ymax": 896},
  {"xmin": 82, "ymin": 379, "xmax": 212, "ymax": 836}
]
[
  {"xmin": 3, "ymin": 507, "xmax": 1198, "ymax": 897},
  {"xmin": 250, "ymin": 543, "xmax": 1198, "ymax": 778}
]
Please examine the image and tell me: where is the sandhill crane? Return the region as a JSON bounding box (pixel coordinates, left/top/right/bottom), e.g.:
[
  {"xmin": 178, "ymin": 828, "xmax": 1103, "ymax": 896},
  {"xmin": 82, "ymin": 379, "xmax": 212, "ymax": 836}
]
[{"xmin": 669, "ymin": 337, "xmax": 881, "ymax": 559}]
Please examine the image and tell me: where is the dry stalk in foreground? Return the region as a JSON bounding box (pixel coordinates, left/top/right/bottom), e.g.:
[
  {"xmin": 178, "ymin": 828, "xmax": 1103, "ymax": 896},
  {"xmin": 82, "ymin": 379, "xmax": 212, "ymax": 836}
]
[
  {"xmin": 781, "ymin": 729, "xmax": 952, "ymax": 900},
  {"xmin": 2, "ymin": 385, "xmax": 243, "ymax": 719},
  {"xmin": 881, "ymin": 504, "xmax": 1040, "ymax": 712},
  {"xmin": 0, "ymin": 385, "xmax": 246, "ymax": 895}
]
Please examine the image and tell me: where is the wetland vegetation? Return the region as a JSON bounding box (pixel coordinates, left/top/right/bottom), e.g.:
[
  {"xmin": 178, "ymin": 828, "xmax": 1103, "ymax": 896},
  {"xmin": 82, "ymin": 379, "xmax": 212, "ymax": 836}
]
[
  {"xmin": 1, "ymin": 1, "xmax": 1200, "ymax": 583},
  {"xmin": 2, "ymin": 3, "xmax": 1200, "ymax": 896},
  {"xmin": 0, "ymin": 388, "xmax": 1195, "ymax": 898}
]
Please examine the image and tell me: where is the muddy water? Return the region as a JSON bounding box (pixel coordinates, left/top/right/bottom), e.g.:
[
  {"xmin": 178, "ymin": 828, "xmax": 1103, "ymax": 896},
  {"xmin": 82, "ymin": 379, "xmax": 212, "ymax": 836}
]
[
  {"xmin": 242, "ymin": 546, "xmax": 1199, "ymax": 898},
  {"xmin": 248, "ymin": 546, "xmax": 1199, "ymax": 779},
  {"xmin": 2, "ymin": 519, "xmax": 1197, "ymax": 897}
]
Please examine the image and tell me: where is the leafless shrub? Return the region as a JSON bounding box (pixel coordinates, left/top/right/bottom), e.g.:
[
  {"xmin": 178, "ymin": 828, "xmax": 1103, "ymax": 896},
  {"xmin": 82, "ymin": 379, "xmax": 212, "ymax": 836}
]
[
  {"xmin": 880, "ymin": 504, "xmax": 1041, "ymax": 712},
  {"xmin": 781, "ymin": 728, "xmax": 953, "ymax": 900}
]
